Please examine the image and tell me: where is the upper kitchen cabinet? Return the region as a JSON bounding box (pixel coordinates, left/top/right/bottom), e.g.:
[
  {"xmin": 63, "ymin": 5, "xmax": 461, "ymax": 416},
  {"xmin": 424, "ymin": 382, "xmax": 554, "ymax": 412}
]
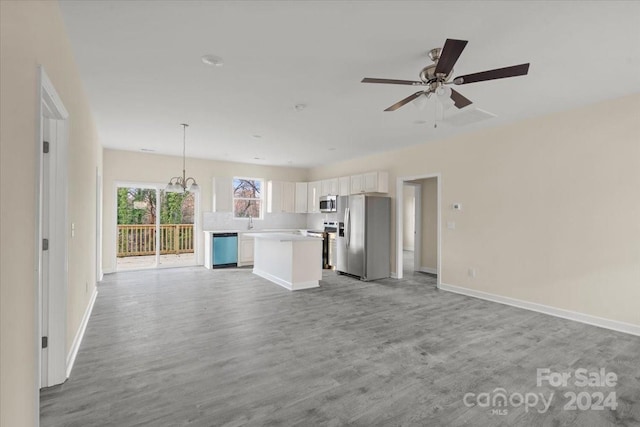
[
  {"xmin": 350, "ymin": 171, "xmax": 389, "ymax": 194},
  {"xmin": 267, "ymin": 180, "xmax": 295, "ymax": 213},
  {"xmin": 212, "ymin": 176, "xmax": 233, "ymax": 212},
  {"xmin": 295, "ymin": 182, "xmax": 308, "ymax": 213},
  {"xmin": 338, "ymin": 176, "xmax": 350, "ymax": 196},
  {"xmin": 321, "ymin": 178, "xmax": 339, "ymax": 196},
  {"xmin": 307, "ymin": 181, "xmax": 321, "ymax": 213}
]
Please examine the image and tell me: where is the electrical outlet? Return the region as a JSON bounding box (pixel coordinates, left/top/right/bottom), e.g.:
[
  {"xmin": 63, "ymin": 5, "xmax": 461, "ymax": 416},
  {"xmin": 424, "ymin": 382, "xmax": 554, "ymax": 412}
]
[{"xmin": 468, "ymin": 268, "xmax": 476, "ymax": 278}]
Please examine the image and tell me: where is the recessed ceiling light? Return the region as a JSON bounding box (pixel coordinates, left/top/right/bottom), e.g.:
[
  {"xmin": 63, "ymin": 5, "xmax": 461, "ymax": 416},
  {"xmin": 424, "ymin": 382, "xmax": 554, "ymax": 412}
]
[
  {"xmin": 252, "ymin": 134, "xmax": 262, "ymax": 139},
  {"xmin": 253, "ymin": 157, "xmax": 264, "ymax": 160},
  {"xmin": 140, "ymin": 148, "xmax": 155, "ymax": 152},
  {"xmin": 294, "ymin": 104, "xmax": 306, "ymax": 112},
  {"xmin": 328, "ymin": 147, "xmax": 336, "ymax": 151},
  {"xmin": 201, "ymin": 54, "xmax": 223, "ymax": 67}
]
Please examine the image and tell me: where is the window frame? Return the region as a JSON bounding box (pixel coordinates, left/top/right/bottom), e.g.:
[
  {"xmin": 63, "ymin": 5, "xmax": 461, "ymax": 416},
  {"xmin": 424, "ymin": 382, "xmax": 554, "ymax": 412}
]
[{"xmin": 232, "ymin": 176, "xmax": 265, "ymax": 220}]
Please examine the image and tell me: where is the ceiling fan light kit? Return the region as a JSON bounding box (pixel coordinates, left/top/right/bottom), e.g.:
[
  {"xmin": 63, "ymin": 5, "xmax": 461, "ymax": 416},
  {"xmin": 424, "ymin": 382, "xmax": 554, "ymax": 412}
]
[{"xmin": 362, "ymin": 38, "xmax": 530, "ymax": 113}]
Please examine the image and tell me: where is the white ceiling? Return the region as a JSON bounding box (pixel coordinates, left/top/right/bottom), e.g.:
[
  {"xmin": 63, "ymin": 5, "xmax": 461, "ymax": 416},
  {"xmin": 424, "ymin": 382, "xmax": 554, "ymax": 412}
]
[{"xmin": 58, "ymin": 1, "xmax": 640, "ymax": 168}]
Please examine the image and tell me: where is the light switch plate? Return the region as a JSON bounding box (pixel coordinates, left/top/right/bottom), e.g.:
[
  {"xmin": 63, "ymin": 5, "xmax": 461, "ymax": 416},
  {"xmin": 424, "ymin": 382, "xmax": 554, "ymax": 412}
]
[{"xmin": 447, "ymin": 221, "xmax": 455, "ymax": 230}]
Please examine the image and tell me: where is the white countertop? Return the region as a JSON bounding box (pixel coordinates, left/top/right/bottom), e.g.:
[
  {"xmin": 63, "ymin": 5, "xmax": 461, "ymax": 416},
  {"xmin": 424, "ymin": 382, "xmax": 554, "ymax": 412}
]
[{"xmin": 244, "ymin": 232, "xmax": 322, "ymax": 242}]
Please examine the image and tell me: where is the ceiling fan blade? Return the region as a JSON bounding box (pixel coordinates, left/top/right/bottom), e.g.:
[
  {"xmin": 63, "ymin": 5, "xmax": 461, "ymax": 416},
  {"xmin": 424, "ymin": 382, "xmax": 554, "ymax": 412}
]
[
  {"xmin": 362, "ymin": 77, "xmax": 425, "ymax": 86},
  {"xmin": 453, "ymin": 63, "xmax": 530, "ymax": 85},
  {"xmin": 434, "ymin": 39, "xmax": 468, "ymax": 76},
  {"xmin": 449, "ymin": 88, "xmax": 473, "ymax": 109},
  {"xmin": 384, "ymin": 92, "xmax": 424, "ymax": 111}
]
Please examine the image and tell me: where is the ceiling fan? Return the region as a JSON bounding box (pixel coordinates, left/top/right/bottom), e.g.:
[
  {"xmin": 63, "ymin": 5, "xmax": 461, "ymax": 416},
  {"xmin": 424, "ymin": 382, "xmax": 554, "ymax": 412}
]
[{"xmin": 362, "ymin": 38, "xmax": 530, "ymax": 111}]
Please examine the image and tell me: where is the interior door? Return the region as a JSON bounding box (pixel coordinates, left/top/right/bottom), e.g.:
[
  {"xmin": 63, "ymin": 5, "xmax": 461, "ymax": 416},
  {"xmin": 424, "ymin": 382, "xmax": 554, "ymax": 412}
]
[{"xmin": 347, "ymin": 194, "xmax": 365, "ymax": 276}]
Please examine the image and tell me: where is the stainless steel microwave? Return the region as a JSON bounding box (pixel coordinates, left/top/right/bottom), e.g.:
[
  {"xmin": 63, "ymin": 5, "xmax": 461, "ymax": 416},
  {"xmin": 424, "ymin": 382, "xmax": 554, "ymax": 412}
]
[{"xmin": 319, "ymin": 195, "xmax": 337, "ymax": 213}]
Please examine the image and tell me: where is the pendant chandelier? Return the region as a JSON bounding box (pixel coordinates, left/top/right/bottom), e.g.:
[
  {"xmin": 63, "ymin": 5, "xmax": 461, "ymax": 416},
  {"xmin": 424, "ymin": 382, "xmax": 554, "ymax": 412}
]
[{"xmin": 165, "ymin": 123, "xmax": 199, "ymax": 193}]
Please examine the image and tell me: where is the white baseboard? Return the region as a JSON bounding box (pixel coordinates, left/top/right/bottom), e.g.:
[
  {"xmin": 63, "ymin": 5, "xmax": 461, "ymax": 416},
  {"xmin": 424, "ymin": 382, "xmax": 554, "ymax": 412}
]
[
  {"xmin": 253, "ymin": 269, "xmax": 319, "ymax": 291},
  {"xmin": 419, "ymin": 266, "xmax": 437, "ymax": 275},
  {"xmin": 102, "ymin": 268, "xmax": 115, "ymax": 274},
  {"xmin": 66, "ymin": 287, "xmax": 98, "ymax": 377},
  {"xmin": 439, "ymin": 282, "xmax": 640, "ymax": 337},
  {"xmin": 390, "ymin": 271, "xmax": 398, "ymax": 279}
]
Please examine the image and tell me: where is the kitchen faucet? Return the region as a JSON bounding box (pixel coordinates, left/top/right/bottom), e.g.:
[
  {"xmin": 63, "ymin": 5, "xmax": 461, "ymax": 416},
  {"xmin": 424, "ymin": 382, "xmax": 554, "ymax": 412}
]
[{"xmin": 248, "ymin": 215, "xmax": 253, "ymax": 230}]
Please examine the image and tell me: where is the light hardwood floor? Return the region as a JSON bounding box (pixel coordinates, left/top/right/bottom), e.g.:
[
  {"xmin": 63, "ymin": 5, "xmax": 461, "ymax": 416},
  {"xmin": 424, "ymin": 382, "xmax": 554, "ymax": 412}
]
[{"xmin": 41, "ymin": 267, "xmax": 640, "ymax": 426}]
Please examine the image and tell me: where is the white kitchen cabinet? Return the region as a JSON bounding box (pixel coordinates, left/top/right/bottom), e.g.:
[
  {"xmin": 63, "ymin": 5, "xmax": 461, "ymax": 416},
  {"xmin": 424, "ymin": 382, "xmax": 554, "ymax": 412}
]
[
  {"xmin": 282, "ymin": 182, "xmax": 295, "ymax": 212},
  {"xmin": 321, "ymin": 178, "xmax": 339, "ymax": 196},
  {"xmin": 295, "ymin": 182, "xmax": 308, "ymax": 213},
  {"xmin": 350, "ymin": 174, "xmax": 364, "ymax": 194},
  {"xmin": 238, "ymin": 234, "xmax": 255, "ymax": 266},
  {"xmin": 307, "ymin": 181, "xmax": 321, "ymax": 213},
  {"xmin": 350, "ymin": 171, "xmax": 389, "ymax": 194},
  {"xmin": 267, "ymin": 180, "xmax": 295, "ymax": 213},
  {"xmin": 212, "ymin": 176, "xmax": 233, "ymax": 212},
  {"xmin": 338, "ymin": 176, "xmax": 351, "ymax": 196}
]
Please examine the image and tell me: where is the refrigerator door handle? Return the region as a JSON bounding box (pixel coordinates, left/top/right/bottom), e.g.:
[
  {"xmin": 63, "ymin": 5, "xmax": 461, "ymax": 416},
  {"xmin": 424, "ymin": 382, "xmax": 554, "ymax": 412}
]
[{"xmin": 345, "ymin": 207, "xmax": 350, "ymax": 247}]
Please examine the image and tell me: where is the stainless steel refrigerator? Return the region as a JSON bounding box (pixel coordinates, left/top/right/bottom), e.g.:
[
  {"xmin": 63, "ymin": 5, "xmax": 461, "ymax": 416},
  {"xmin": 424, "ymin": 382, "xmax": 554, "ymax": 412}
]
[{"xmin": 336, "ymin": 195, "xmax": 390, "ymax": 281}]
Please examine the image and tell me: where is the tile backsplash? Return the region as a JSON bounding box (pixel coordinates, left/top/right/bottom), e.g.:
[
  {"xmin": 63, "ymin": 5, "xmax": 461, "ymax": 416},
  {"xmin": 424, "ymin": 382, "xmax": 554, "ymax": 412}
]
[
  {"xmin": 203, "ymin": 212, "xmax": 308, "ymax": 231},
  {"xmin": 203, "ymin": 211, "xmax": 340, "ymax": 232}
]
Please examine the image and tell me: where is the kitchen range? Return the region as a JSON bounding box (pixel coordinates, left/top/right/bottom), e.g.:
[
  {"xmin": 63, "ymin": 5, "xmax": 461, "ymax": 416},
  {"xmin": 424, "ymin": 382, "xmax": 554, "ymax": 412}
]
[{"xmin": 306, "ymin": 220, "xmax": 338, "ymax": 270}]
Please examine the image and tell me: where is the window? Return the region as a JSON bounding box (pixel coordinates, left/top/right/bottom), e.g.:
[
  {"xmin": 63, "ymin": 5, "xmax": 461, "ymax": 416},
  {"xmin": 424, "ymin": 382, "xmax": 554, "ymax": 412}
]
[{"xmin": 233, "ymin": 177, "xmax": 263, "ymax": 219}]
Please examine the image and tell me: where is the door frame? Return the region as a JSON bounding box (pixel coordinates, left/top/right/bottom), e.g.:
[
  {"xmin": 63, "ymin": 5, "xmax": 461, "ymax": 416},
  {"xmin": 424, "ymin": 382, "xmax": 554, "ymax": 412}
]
[
  {"xmin": 96, "ymin": 168, "xmax": 103, "ymax": 282},
  {"xmin": 36, "ymin": 66, "xmax": 69, "ymax": 396},
  {"xmin": 395, "ymin": 173, "xmax": 441, "ymax": 286}
]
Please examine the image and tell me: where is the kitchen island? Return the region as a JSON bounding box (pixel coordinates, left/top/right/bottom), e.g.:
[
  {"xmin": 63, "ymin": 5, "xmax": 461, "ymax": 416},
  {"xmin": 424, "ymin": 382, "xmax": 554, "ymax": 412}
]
[{"xmin": 246, "ymin": 232, "xmax": 323, "ymax": 291}]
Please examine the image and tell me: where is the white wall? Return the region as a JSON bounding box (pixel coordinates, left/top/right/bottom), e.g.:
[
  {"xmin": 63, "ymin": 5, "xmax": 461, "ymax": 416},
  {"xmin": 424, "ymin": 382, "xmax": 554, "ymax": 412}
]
[
  {"xmin": 308, "ymin": 94, "xmax": 640, "ymax": 326},
  {"xmin": 102, "ymin": 149, "xmax": 308, "ymax": 272},
  {"xmin": 0, "ymin": 1, "xmax": 102, "ymax": 425}
]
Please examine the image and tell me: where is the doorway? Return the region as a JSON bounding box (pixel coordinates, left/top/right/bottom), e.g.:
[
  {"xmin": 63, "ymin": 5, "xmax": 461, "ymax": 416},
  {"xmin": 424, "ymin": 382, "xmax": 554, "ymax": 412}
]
[
  {"xmin": 396, "ymin": 174, "xmax": 440, "ymax": 285},
  {"xmin": 115, "ymin": 184, "xmax": 197, "ymax": 271},
  {"xmin": 402, "ymin": 183, "xmax": 419, "ymax": 275}
]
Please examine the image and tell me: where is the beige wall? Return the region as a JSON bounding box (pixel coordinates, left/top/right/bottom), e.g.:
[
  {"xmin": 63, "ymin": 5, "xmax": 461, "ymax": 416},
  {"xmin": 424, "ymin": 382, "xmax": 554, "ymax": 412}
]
[
  {"xmin": 309, "ymin": 94, "xmax": 640, "ymax": 326},
  {"xmin": 402, "ymin": 185, "xmax": 415, "ymax": 250},
  {"xmin": 0, "ymin": 1, "xmax": 102, "ymax": 425},
  {"xmin": 102, "ymin": 149, "xmax": 308, "ymax": 272}
]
